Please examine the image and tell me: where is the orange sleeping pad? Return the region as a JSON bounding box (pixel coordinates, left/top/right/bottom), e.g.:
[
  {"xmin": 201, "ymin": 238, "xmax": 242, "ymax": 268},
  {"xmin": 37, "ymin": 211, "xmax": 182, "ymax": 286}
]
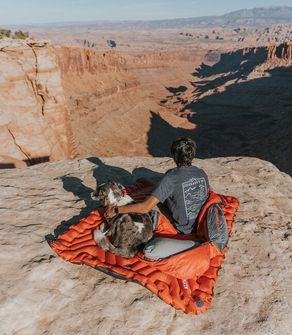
[{"xmin": 48, "ymin": 181, "xmax": 239, "ymax": 314}]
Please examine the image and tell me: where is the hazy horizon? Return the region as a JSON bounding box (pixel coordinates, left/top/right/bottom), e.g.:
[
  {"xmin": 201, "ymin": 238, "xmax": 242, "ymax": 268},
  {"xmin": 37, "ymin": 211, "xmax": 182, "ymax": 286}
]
[{"xmin": 1, "ymin": 0, "xmax": 292, "ymax": 25}]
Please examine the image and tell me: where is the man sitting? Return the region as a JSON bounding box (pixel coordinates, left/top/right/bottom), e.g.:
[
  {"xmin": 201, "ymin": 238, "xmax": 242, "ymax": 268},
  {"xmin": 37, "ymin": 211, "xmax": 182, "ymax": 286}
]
[{"xmin": 106, "ymin": 137, "xmax": 227, "ymax": 260}]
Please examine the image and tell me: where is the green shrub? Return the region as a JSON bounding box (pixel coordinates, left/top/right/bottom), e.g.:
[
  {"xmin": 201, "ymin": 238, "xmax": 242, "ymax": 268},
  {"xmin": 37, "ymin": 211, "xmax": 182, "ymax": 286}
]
[
  {"xmin": 13, "ymin": 30, "xmax": 29, "ymax": 39},
  {"xmin": 0, "ymin": 29, "xmax": 11, "ymax": 39},
  {"xmin": 0, "ymin": 29, "xmax": 29, "ymax": 40}
]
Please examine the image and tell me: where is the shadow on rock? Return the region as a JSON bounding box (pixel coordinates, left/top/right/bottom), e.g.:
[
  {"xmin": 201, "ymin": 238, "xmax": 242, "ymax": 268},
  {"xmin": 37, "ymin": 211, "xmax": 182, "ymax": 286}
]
[
  {"xmin": 46, "ymin": 176, "xmax": 96, "ymax": 241},
  {"xmin": 132, "ymin": 166, "xmax": 164, "ymax": 184},
  {"xmin": 87, "ymin": 157, "xmax": 134, "ymax": 187},
  {"xmin": 46, "ymin": 158, "xmax": 164, "ymax": 242},
  {"xmin": 147, "ymin": 63, "xmax": 292, "ymax": 175}
]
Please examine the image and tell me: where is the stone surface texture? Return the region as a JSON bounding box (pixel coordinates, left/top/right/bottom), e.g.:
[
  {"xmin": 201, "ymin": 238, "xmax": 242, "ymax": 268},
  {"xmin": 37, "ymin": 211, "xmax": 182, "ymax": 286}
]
[
  {"xmin": 0, "ymin": 156, "xmax": 291, "ymax": 335},
  {"xmin": 0, "ymin": 40, "xmax": 75, "ymax": 165}
]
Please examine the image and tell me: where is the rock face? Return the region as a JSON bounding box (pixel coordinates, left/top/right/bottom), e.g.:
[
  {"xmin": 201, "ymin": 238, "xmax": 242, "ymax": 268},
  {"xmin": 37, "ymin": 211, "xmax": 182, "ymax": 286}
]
[
  {"xmin": 267, "ymin": 42, "xmax": 292, "ymax": 61},
  {"xmin": 157, "ymin": 44, "xmax": 292, "ymax": 175},
  {"xmin": 0, "ymin": 40, "xmax": 203, "ymax": 163},
  {"xmin": 55, "ymin": 46, "xmax": 202, "ymax": 157},
  {"xmin": 0, "ymin": 40, "xmax": 76, "ymax": 167},
  {"xmin": 1, "ymin": 39, "xmax": 292, "ymax": 172},
  {"xmin": 0, "ymin": 157, "xmax": 291, "ymax": 335}
]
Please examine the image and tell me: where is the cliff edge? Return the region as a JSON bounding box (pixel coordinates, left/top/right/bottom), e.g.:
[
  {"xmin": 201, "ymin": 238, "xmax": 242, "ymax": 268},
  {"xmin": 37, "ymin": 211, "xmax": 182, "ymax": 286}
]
[{"xmin": 0, "ymin": 157, "xmax": 291, "ymax": 335}]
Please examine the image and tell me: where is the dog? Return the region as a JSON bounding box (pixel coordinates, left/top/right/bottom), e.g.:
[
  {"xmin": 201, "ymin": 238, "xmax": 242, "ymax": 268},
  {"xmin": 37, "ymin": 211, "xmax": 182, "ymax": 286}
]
[{"xmin": 91, "ymin": 181, "xmax": 154, "ymax": 258}]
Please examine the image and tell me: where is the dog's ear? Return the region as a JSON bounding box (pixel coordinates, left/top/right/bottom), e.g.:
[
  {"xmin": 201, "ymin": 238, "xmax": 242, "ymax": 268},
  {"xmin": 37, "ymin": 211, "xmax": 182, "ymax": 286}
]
[
  {"xmin": 96, "ymin": 182, "xmax": 106, "ymax": 191},
  {"xmin": 108, "ymin": 181, "xmax": 117, "ymax": 188},
  {"xmin": 117, "ymin": 183, "xmax": 125, "ymax": 191}
]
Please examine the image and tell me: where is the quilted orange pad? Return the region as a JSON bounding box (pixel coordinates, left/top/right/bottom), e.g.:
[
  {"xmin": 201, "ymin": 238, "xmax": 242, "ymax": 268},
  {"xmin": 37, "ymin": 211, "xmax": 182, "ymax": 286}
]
[{"xmin": 49, "ymin": 182, "xmax": 239, "ymax": 314}]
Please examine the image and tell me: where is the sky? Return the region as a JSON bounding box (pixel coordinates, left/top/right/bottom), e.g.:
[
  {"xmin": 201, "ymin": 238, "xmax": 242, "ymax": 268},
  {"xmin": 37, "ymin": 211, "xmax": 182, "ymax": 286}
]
[{"xmin": 0, "ymin": 0, "xmax": 292, "ymax": 25}]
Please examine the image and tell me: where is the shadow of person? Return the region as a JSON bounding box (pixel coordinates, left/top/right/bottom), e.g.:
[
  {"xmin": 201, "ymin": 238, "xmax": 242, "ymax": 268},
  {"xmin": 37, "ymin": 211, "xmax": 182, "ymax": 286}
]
[
  {"xmin": 46, "ymin": 157, "xmax": 170, "ymax": 243},
  {"xmin": 132, "ymin": 166, "xmax": 164, "ymax": 184},
  {"xmin": 87, "ymin": 157, "xmax": 135, "ymax": 187},
  {"xmin": 46, "ymin": 176, "xmax": 97, "ymax": 241},
  {"xmin": 62, "ymin": 176, "xmax": 95, "ymax": 206}
]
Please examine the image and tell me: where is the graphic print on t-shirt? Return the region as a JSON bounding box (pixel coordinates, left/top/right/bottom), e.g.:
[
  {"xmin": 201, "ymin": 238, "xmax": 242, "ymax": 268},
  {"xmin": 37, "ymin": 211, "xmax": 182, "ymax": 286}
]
[{"xmin": 182, "ymin": 177, "xmax": 207, "ymax": 219}]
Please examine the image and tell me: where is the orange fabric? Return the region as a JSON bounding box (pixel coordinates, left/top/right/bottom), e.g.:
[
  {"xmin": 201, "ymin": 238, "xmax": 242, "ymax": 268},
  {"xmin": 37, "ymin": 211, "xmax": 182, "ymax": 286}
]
[{"xmin": 49, "ymin": 182, "xmax": 239, "ymax": 314}]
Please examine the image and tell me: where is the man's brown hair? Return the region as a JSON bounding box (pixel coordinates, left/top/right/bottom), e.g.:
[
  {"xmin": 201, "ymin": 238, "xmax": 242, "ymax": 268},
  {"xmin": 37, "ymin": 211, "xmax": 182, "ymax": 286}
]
[{"xmin": 170, "ymin": 137, "xmax": 197, "ymax": 167}]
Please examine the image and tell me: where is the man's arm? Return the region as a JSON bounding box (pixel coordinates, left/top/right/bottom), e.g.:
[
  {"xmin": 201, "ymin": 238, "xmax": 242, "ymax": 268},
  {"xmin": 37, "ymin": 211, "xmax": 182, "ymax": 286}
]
[{"xmin": 105, "ymin": 195, "xmax": 159, "ymax": 218}]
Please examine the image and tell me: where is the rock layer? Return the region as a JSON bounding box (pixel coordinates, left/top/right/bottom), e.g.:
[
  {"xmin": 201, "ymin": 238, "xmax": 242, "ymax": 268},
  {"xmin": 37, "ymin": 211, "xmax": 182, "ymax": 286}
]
[
  {"xmin": 267, "ymin": 42, "xmax": 292, "ymax": 60},
  {"xmin": 0, "ymin": 157, "xmax": 291, "ymax": 335},
  {"xmin": 0, "ymin": 40, "xmax": 76, "ymax": 167},
  {"xmin": 1, "ymin": 40, "xmax": 292, "ymax": 170},
  {"xmin": 157, "ymin": 43, "xmax": 292, "ymax": 175},
  {"xmin": 55, "ymin": 46, "xmax": 202, "ymax": 157}
]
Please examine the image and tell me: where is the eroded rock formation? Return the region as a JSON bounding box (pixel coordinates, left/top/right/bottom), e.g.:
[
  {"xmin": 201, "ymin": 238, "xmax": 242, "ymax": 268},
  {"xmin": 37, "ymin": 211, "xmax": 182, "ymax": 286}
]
[
  {"xmin": 0, "ymin": 40, "xmax": 76, "ymax": 167},
  {"xmin": 1, "ymin": 40, "xmax": 292, "ymax": 171},
  {"xmin": 157, "ymin": 43, "xmax": 292, "ymax": 175},
  {"xmin": 267, "ymin": 42, "xmax": 292, "ymax": 60},
  {"xmin": 55, "ymin": 46, "xmax": 202, "ymax": 157}
]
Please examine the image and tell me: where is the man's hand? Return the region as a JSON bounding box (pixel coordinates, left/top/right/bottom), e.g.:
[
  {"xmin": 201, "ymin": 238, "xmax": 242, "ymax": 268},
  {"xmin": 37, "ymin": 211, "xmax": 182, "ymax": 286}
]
[
  {"xmin": 104, "ymin": 196, "xmax": 159, "ymax": 219},
  {"xmin": 117, "ymin": 196, "xmax": 159, "ymax": 215},
  {"xmin": 105, "ymin": 206, "xmax": 117, "ymax": 219}
]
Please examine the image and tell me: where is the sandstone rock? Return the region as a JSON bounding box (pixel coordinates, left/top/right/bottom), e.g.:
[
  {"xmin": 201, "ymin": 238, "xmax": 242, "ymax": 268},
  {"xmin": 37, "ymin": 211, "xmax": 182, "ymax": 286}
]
[
  {"xmin": 55, "ymin": 46, "xmax": 202, "ymax": 157},
  {"xmin": 1, "ymin": 39, "xmax": 292, "ymax": 175},
  {"xmin": 0, "ymin": 157, "xmax": 291, "ymax": 335},
  {"xmin": 267, "ymin": 42, "xmax": 292, "ymax": 61},
  {"xmin": 0, "ymin": 40, "xmax": 76, "ymax": 165},
  {"xmin": 0, "ymin": 155, "xmax": 27, "ymax": 168}
]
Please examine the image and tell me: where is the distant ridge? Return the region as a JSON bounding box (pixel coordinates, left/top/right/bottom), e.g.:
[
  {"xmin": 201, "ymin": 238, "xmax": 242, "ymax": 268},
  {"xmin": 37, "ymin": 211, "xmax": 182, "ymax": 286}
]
[
  {"xmin": 6, "ymin": 6, "xmax": 292, "ymax": 31},
  {"xmin": 224, "ymin": 6, "xmax": 292, "ymax": 19}
]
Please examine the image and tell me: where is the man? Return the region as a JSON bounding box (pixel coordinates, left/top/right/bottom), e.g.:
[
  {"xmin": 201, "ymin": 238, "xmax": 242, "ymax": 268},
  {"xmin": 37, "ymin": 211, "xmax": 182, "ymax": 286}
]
[{"xmin": 106, "ymin": 137, "xmax": 210, "ymax": 234}]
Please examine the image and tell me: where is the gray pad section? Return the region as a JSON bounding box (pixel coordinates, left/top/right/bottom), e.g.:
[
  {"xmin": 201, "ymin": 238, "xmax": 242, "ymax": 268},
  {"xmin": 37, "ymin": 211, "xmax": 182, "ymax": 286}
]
[
  {"xmin": 149, "ymin": 210, "xmax": 160, "ymax": 231},
  {"xmin": 144, "ymin": 203, "xmax": 228, "ymax": 260},
  {"xmin": 207, "ymin": 204, "xmax": 228, "ymax": 251},
  {"xmin": 143, "ymin": 237, "xmax": 200, "ymax": 261}
]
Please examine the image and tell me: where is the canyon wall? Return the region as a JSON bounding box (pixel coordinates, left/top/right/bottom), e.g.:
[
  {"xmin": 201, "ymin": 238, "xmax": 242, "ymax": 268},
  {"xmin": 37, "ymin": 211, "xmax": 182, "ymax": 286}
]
[
  {"xmin": 0, "ymin": 40, "xmax": 76, "ymax": 167},
  {"xmin": 55, "ymin": 46, "xmax": 204, "ymax": 157},
  {"xmin": 1, "ymin": 40, "xmax": 291, "ymax": 167},
  {"xmin": 267, "ymin": 42, "xmax": 292, "ymax": 60},
  {"xmin": 0, "ymin": 40, "xmax": 204, "ymax": 165},
  {"xmin": 155, "ymin": 43, "xmax": 292, "ymax": 175}
]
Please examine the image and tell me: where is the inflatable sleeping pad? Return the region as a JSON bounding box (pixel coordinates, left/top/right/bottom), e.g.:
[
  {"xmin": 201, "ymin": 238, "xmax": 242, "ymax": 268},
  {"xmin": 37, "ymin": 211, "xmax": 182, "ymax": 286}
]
[{"xmin": 48, "ymin": 180, "xmax": 239, "ymax": 314}]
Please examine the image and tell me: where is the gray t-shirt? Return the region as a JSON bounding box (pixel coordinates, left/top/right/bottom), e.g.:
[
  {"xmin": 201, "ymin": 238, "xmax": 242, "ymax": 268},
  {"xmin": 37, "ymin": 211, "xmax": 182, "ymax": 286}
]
[{"xmin": 152, "ymin": 165, "xmax": 210, "ymax": 234}]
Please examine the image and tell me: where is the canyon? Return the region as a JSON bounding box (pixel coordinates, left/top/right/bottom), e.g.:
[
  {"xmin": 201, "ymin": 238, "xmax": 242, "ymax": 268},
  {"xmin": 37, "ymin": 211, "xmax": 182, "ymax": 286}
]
[
  {"xmin": 1, "ymin": 11, "xmax": 292, "ymax": 335},
  {"xmin": 0, "ymin": 37, "xmax": 204, "ymax": 164},
  {"xmin": 0, "ymin": 37, "xmax": 292, "ymax": 174}
]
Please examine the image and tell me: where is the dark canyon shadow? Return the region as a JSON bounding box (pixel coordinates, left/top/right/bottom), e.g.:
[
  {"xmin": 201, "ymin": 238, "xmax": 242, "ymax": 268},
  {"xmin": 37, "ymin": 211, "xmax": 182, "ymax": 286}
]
[
  {"xmin": 147, "ymin": 50, "xmax": 292, "ymax": 175},
  {"xmin": 190, "ymin": 47, "xmax": 268, "ymax": 98},
  {"xmin": 193, "ymin": 47, "xmax": 268, "ymax": 78}
]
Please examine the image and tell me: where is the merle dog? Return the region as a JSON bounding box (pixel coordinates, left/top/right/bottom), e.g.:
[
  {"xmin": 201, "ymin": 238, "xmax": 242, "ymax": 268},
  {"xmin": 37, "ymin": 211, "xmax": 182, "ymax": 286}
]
[{"xmin": 91, "ymin": 182, "xmax": 153, "ymax": 258}]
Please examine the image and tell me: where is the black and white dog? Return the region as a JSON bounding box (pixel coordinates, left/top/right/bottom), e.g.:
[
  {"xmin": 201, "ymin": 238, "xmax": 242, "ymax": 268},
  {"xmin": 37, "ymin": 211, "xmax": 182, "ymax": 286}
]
[{"xmin": 91, "ymin": 182, "xmax": 154, "ymax": 258}]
